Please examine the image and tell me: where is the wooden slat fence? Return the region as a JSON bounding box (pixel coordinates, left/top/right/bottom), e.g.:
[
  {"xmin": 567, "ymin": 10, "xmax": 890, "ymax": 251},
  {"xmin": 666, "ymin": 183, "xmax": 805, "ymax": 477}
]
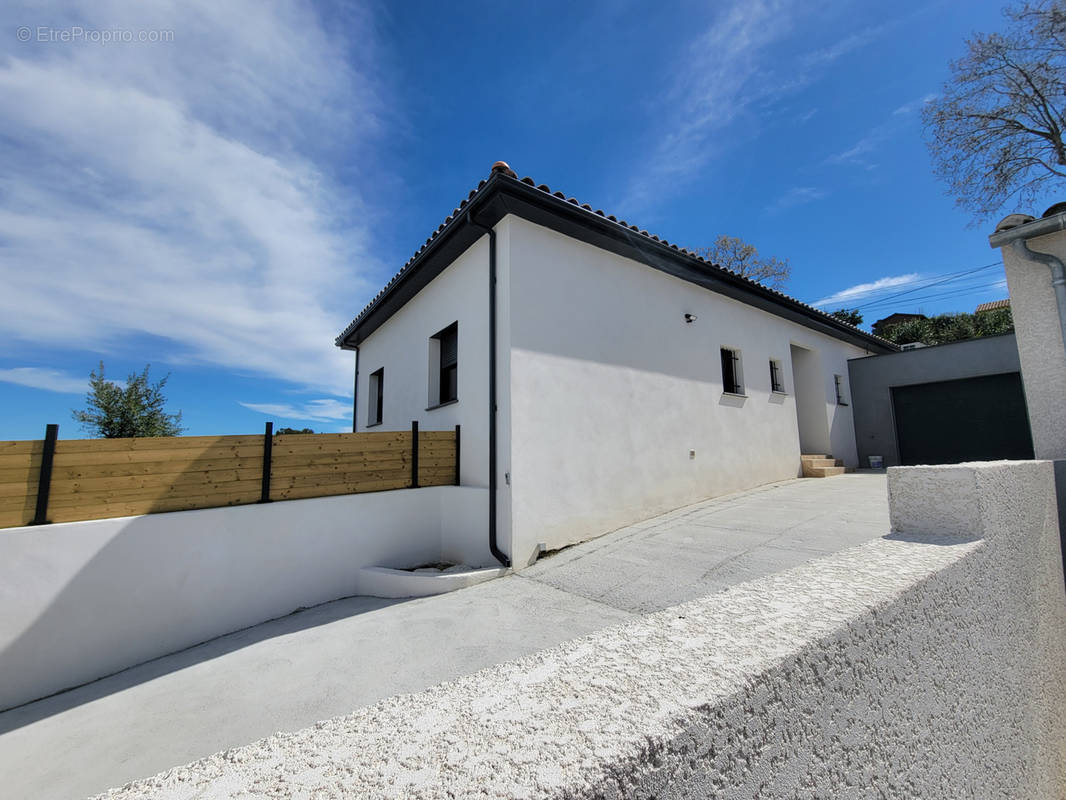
[{"xmin": 0, "ymin": 424, "xmax": 458, "ymax": 529}]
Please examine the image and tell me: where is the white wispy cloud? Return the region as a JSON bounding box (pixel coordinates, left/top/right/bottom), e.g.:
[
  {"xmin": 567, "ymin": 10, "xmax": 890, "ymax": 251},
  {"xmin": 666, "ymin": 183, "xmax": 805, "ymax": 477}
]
[
  {"xmin": 0, "ymin": 1, "xmax": 389, "ymax": 398},
  {"xmin": 765, "ymin": 186, "xmax": 826, "ymax": 214},
  {"xmin": 827, "ymin": 94, "xmax": 935, "ymax": 169},
  {"xmin": 0, "ymin": 367, "xmax": 89, "ymax": 394},
  {"xmin": 620, "ymin": 5, "xmax": 900, "ymax": 211},
  {"xmin": 800, "ymin": 19, "xmax": 902, "ymax": 69},
  {"xmin": 621, "ymin": 0, "xmax": 791, "ymax": 211},
  {"xmin": 240, "ymin": 399, "xmax": 351, "ymax": 424},
  {"xmin": 825, "ymin": 133, "xmax": 882, "ymax": 168},
  {"xmin": 813, "ymin": 274, "xmax": 922, "ymax": 307},
  {"xmin": 892, "ymin": 93, "xmax": 936, "ymax": 116}
]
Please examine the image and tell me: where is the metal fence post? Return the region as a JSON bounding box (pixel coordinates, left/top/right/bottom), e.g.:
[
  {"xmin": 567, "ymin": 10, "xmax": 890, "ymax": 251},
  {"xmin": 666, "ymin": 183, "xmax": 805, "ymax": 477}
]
[
  {"xmin": 258, "ymin": 421, "xmax": 273, "ymax": 503},
  {"xmin": 411, "ymin": 420, "xmax": 419, "ymax": 489},
  {"xmin": 454, "ymin": 424, "xmax": 461, "ymax": 486},
  {"xmin": 29, "ymin": 424, "xmax": 58, "ymax": 526}
]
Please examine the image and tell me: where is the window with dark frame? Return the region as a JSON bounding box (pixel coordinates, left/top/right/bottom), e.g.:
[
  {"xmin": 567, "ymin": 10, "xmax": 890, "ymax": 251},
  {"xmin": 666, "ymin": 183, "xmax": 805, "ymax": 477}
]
[
  {"xmin": 434, "ymin": 322, "xmax": 458, "ymax": 405},
  {"xmin": 834, "ymin": 374, "xmax": 848, "ymax": 405},
  {"xmin": 368, "ymin": 367, "xmax": 384, "ymax": 426},
  {"xmin": 769, "ymin": 359, "xmax": 784, "ymax": 393},
  {"xmin": 720, "ymin": 347, "xmax": 742, "ymax": 395}
]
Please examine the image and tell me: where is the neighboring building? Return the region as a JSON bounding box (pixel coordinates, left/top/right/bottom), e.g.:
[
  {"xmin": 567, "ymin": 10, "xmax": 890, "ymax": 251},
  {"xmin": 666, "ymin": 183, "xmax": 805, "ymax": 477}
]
[
  {"xmin": 974, "ymin": 298, "xmax": 1010, "ymax": 313},
  {"xmin": 989, "ymin": 209, "xmax": 1066, "ymax": 460},
  {"xmin": 848, "ymin": 333, "xmax": 1033, "ymax": 468},
  {"xmin": 871, "ymin": 312, "xmax": 926, "ymax": 337},
  {"xmin": 336, "ymin": 162, "xmax": 895, "ymax": 567}
]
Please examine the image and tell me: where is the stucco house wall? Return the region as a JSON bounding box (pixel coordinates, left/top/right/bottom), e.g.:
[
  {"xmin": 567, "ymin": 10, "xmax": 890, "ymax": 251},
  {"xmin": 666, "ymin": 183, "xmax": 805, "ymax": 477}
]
[
  {"xmin": 506, "ymin": 216, "xmax": 866, "ymax": 564},
  {"xmin": 354, "ymin": 236, "xmax": 496, "ymax": 488},
  {"xmin": 996, "ymin": 228, "xmax": 1066, "ymax": 459},
  {"xmin": 345, "ymin": 168, "xmax": 888, "ymax": 569},
  {"xmin": 353, "ymin": 224, "xmax": 515, "ymax": 565}
]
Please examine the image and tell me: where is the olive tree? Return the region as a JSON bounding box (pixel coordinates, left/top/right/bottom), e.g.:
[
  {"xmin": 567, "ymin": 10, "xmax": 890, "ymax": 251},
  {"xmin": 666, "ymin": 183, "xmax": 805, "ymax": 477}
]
[{"xmin": 73, "ymin": 362, "xmax": 185, "ymax": 438}]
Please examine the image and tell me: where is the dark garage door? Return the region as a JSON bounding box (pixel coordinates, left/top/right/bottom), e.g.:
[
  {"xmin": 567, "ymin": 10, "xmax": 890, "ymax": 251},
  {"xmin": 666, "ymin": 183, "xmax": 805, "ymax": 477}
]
[{"xmin": 891, "ymin": 372, "xmax": 1034, "ymax": 466}]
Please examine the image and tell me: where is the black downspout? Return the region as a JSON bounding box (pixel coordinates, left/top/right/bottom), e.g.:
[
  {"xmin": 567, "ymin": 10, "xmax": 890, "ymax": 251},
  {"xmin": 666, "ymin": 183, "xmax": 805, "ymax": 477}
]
[
  {"xmin": 352, "ymin": 346, "xmax": 360, "ymax": 432},
  {"xmin": 466, "ymin": 210, "xmax": 511, "ymax": 568}
]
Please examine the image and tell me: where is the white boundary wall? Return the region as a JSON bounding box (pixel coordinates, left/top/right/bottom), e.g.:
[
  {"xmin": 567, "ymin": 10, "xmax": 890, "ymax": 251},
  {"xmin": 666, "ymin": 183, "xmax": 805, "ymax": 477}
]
[
  {"xmin": 100, "ymin": 461, "xmax": 1066, "ymax": 799},
  {"xmin": 0, "ymin": 486, "xmax": 488, "ymax": 711}
]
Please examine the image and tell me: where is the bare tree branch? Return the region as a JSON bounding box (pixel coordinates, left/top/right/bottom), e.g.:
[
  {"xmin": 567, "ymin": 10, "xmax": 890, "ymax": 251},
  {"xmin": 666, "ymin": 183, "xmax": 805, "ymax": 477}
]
[
  {"xmin": 923, "ymin": 0, "xmax": 1066, "ymax": 221},
  {"xmin": 696, "ymin": 235, "xmax": 791, "ymax": 290}
]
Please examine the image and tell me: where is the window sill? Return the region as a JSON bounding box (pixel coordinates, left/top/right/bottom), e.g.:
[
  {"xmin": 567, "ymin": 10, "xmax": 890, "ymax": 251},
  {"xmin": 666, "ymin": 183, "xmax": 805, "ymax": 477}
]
[
  {"xmin": 771, "ymin": 390, "xmax": 788, "ymax": 396},
  {"xmin": 366, "ymin": 421, "xmax": 383, "ymax": 428},
  {"xmin": 722, "ymin": 391, "xmax": 748, "ymax": 398},
  {"xmin": 425, "ymin": 398, "xmax": 459, "ymax": 412},
  {"xmin": 837, "ymin": 402, "xmax": 849, "ymax": 407}
]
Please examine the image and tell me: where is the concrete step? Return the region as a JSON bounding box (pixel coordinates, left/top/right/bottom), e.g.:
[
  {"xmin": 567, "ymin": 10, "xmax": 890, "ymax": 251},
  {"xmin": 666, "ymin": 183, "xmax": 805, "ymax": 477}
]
[
  {"xmin": 801, "ymin": 457, "xmax": 838, "ymax": 469},
  {"xmin": 801, "ymin": 453, "xmax": 846, "ymax": 478},
  {"xmin": 804, "ymin": 465, "xmax": 846, "ymax": 478}
]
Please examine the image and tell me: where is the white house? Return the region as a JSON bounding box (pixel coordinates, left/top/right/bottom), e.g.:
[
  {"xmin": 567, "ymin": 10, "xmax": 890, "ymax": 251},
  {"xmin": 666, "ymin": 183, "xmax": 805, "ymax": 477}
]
[{"xmin": 336, "ymin": 162, "xmax": 895, "ymax": 568}]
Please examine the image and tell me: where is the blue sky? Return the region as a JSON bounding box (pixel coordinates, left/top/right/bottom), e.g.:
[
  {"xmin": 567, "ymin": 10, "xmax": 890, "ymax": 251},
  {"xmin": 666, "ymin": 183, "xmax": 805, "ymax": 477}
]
[{"xmin": 0, "ymin": 0, "xmax": 1050, "ymax": 439}]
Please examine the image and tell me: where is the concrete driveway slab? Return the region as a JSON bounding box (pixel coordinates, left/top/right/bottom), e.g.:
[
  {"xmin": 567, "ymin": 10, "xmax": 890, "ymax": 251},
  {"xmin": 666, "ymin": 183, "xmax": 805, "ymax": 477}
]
[{"xmin": 522, "ymin": 474, "xmax": 890, "ymax": 613}]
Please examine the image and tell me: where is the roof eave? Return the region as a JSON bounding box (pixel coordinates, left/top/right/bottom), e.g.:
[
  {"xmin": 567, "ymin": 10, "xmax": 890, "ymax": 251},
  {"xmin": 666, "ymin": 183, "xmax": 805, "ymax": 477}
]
[{"xmin": 336, "ymin": 173, "xmax": 897, "ymax": 355}]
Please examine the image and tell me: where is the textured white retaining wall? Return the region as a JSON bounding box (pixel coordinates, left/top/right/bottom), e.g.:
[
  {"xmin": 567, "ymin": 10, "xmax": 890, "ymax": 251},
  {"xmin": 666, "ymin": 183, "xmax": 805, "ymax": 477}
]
[
  {"xmin": 97, "ymin": 461, "xmax": 1066, "ymax": 799},
  {"xmin": 0, "ymin": 486, "xmax": 488, "ymax": 711}
]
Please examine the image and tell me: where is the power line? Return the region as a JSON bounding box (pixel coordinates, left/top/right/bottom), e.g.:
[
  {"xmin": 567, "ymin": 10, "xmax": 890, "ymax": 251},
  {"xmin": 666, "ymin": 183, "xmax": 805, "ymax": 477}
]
[
  {"xmin": 860, "ymin": 281, "xmax": 1007, "ymax": 310},
  {"xmin": 858, "ymin": 280, "xmax": 1008, "ymax": 312},
  {"xmin": 849, "ymin": 261, "xmax": 1004, "ymax": 311},
  {"xmin": 857, "ymin": 276, "xmax": 1008, "ymax": 308},
  {"xmin": 816, "ymin": 260, "xmax": 1002, "ymax": 310}
]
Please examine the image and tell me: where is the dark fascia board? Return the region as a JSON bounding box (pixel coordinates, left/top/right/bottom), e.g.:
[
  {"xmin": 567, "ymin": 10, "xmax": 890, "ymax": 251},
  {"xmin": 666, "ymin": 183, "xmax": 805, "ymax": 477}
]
[{"xmin": 337, "ymin": 174, "xmax": 897, "ymax": 354}]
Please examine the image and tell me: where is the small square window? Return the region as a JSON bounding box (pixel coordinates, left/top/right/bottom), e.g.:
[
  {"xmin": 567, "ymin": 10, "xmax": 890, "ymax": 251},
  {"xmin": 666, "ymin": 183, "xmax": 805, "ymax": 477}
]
[
  {"xmin": 368, "ymin": 367, "xmax": 384, "ymax": 426},
  {"xmin": 430, "ymin": 322, "xmax": 458, "ymax": 406},
  {"xmin": 834, "ymin": 374, "xmax": 849, "ymax": 405},
  {"xmin": 721, "ymin": 347, "xmax": 744, "ymax": 395},
  {"xmin": 769, "ymin": 359, "xmax": 785, "ymax": 393}
]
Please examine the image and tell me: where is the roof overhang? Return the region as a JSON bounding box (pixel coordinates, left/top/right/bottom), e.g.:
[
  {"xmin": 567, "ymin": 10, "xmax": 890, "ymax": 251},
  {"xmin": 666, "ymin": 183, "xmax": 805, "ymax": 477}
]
[{"xmin": 337, "ymin": 172, "xmax": 897, "ymax": 354}]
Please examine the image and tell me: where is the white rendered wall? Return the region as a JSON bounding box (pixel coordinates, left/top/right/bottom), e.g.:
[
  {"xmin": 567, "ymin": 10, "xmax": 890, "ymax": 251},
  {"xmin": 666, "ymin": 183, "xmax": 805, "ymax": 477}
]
[
  {"xmin": 355, "ymin": 237, "xmax": 493, "ymax": 488},
  {"xmin": 997, "ymin": 232, "xmax": 1066, "ymax": 458},
  {"xmin": 790, "ymin": 343, "xmax": 832, "ymax": 455},
  {"xmin": 354, "ymin": 224, "xmax": 515, "ymax": 565},
  {"xmin": 0, "ymin": 486, "xmax": 487, "ymax": 711},
  {"xmin": 505, "ymin": 216, "xmax": 864, "ymax": 563}
]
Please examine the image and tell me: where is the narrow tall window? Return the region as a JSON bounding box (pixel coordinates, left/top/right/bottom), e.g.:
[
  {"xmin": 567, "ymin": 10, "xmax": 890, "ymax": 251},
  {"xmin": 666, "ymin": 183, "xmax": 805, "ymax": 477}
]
[
  {"xmin": 720, "ymin": 347, "xmax": 743, "ymax": 395},
  {"xmin": 769, "ymin": 359, "xmax": 784, "ymax": 393},
  {"xmin": 834, "ymin": 374, "xmax": 848, "ymax": 405},
  {"xmin": 368, "ymin": 367, "xmax": 384, "ymax": 426},
  {"xmin": 432, "ymin": 322, "xmax": 458, "ymax": 405}
]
